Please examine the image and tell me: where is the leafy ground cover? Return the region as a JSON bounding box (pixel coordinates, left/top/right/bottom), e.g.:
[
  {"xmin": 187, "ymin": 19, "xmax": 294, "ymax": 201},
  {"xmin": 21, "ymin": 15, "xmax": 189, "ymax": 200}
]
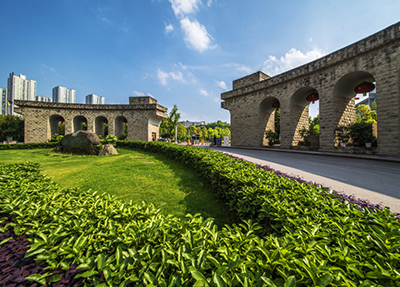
[
  {"xmin": 1, "ymin": 142, "xmax": 400, "ymax": 286},
  {"xmin": 0, "ymin": 147, "xmax": 236, "ymax": 226}
]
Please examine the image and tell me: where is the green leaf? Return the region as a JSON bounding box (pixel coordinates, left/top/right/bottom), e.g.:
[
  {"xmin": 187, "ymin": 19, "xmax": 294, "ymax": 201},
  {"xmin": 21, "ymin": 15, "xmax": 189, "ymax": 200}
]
[
  {"xmin": 317, "ymin": 274, "xmax": 332, "ymax": 286},
  {"xmin": 366, "ymin": 271, "xmax": 390, "ymax": 279},
  {"xmin": 97, "ymin": 253, "xmax": 106, "ymax": 271},
  {"xmin": 25, "ymin": 274, "xmax": 47, "ymax": 286},
  {"xmin": 261, "ymin": 277, "xmax": 277, "ymax": 287},
  {"xmin": 190, "ymin": 267, "xmax": 208, "ymax": 282},
  {"xmin": 48, "ymin": 274, "xmax": 61, "ymax": 284},
  {"xmin": 283, "ymin": 276, "xmax": 295, "ymax": 287},
  {"xmin": 213, "ymin": 273, "xmax": 226, "ymax": 287},
  {"xmin": 75, "ymin": 270, "xmax": 99, "ymax": 278},
  {"xmin": 193, "ymin": 280, "xmax": 209, "ymax": 287},
  {"xmin": 0, "ymin": 237, "xmax": 13, "ymax": 246}
]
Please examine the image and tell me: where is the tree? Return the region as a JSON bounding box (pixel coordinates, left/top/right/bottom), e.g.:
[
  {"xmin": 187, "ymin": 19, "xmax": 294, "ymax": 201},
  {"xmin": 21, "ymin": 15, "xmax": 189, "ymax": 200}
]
[
  {"xmin": 159, "ymin": 105, "xmax": 181, "ymax": 139},
  {"xmin": 200, "ymin": 127, "xmax": 208, "ymax": 140},
  {"xmin": 0, "ymin": 115, "xmax": 24, "ymax": 142},
  {"xmin": 177, "ymin": 123, "xmax": 187, "ymax": 140},
  {"xmin": 189, "ymin": 125, "xmax": 197, "ymax": 135},
  {"xmin": 356, "ymin": 104, "xmax": 377, "ymax": 124},
  {"xmin": 309, "ymin": 115, "xmax": 320, "ymax": 136}
]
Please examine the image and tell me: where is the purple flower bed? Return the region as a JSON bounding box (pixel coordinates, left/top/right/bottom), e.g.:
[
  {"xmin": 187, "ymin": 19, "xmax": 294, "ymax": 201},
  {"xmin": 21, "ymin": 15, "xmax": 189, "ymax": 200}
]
[
  {"xmin": 223, "ymin": 153, "xmax": 400, "ymax": 221},
  {"xmin": 0, "ymin": 213, "xmax": 84, "ymax": 287}
]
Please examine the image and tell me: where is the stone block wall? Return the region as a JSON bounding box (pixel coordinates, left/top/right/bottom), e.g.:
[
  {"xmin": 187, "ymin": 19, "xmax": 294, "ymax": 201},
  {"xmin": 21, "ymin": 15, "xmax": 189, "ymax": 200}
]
[
  {"xmin": 222, "ymin": 21, "xmax": 400, "ymax": 156},
  {"xmin": 14, "ymin": 97, "xmax": 168, "ymax": 143}
]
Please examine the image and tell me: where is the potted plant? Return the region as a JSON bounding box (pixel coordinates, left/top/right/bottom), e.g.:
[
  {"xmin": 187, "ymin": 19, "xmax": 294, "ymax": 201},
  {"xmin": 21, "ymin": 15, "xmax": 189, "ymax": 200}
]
[
  {"xmin": 362, "ymin": 133, "xmax": 376, "ymax": 147},
  {"xmin": 335, "ymin": 125, "xmax": 350, "ymax": 147},
  {"xmin": 299, "ymin": 127, "xmax": 310, "ymax": 146},
  {"xmin": 349, "ymin": 122, "xmax": 375, "ymax": 147},
  {"xmin": 265, "ymin": 130, "xmax": 276, "ymax": 146}
]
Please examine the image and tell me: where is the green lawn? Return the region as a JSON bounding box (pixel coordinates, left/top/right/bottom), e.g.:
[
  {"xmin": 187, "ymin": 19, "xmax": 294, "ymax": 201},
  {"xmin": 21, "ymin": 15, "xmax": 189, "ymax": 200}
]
[{"xmin": 0, "ymin": 147, "xmax": 237, "ymax": 227}]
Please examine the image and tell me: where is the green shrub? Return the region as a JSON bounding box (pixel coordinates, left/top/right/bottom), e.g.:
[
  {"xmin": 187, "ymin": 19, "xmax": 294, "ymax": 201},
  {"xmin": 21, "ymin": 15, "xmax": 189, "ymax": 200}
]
[
  {"xmin": 0, "ymin": 142, "xmax": 57, "ymax": 150},
  {"xmin": 1, "ymin": 143, "xmax": 399, "ymax": 286}
]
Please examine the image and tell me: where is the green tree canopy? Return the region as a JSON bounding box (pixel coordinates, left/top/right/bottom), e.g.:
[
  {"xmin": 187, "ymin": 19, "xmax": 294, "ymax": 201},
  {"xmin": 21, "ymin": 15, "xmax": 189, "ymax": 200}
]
[
  {"xmin": 356, "ymin": 104, "xmax": 377, "ymax": 124},
  {"xmin": 159, "ymin": 105, "xmax": 181, "ymax": 139},
  {"xmin": 0, "ymin": 115, "xmax": 24, "ymax": 142},
  {"xmin": 177, "ymin": 123, "xmax": 187, "ymax": 140}
]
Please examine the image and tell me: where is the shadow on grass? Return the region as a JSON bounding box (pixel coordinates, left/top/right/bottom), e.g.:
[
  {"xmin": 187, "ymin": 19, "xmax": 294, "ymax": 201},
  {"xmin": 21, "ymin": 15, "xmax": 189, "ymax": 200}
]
[{"xmin": 117, "ymin": 148, "xmax": 241, "ymax": 228}]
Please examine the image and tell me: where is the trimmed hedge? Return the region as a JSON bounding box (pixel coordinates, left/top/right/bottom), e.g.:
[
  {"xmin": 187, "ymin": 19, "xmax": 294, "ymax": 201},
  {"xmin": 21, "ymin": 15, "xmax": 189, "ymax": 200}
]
[
  {"xmin": 0, "ymin": 141, "xmax": 399, "ymax": 286},
  {"xmin": 0, "ymin": 142, "xmax": 57, "ymax": 150}
]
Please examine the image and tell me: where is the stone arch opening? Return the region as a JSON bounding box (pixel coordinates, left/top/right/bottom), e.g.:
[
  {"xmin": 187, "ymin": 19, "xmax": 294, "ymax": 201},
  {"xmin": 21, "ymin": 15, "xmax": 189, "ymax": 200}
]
[
  {"xmin": 290, "ymin": 87, "xmax": 320, "ymax": 147},
  {"xmin": 148, "ymin": 115, "xmax": 163, "ymax": 141},
  {"xmin": 95, "ymin": 116, "xmax": 108, "ymax": 137},
  {"xmin": 49, "ymin": 114, "xmax": 65, "ymax": 140},
  {"xmin": 333, "ymin": 71, "xmax": 377, "ymax": 146},
  {"xmin": 115, "ymin": 116, "xmax": 128, "ymax": 139},
  {"xmin": 73, "ymin": 116, "xmax": 88, "ymax": 132},
  {"xmin": 259, "ymin": 97, "xmax": 279, "ymax": 146}
]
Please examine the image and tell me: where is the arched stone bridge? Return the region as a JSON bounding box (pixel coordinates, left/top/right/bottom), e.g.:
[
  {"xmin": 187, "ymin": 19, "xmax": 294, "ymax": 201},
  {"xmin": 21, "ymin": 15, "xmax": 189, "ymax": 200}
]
[
  {"xmin": 221, "ymin": 22, "xmax": 400, "ymax": 157},
  {"xmin": 14, "ymin": 96, "xmax": 168, "ymax": 143}
]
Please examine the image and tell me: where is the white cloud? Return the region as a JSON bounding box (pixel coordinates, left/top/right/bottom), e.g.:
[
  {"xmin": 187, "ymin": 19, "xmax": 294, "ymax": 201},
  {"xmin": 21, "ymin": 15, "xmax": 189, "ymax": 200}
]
[
  {"xmin": 157, "ymin": 69, "xmax": 185, "ymax": 86},
  {"xmin": 199, "ymin": 89, "xmax": 209, "ymax": 96},
  {"xmin": 169, "ymin": 0, "xmax": 200, "ymax": 17},
  {"xmin": 224, "ymin": 63, "xmax": 253, "ymax": 75},
  {"xmin": 263, "ymin": 47, "xmax": 326, "ymax": 76},
  {"xmin": 215, "ymin": 80, "xmax": 228, "ymax": 91},
  {"xmin": 165, "ymin": 23, "xmax": 174, "ymax": 34},
  {"xmin": 180, "ymin": 17, "xmax": 215, "ymax": 52},
  {"xmin": 147, "ymin": 93, "xmax": 154, "ymax": 98},
  {"xmin": 132, "ymin": 91, "xmax": 145, "ymax": 96},
  {"xmin": 207, "ymin": 0, "xmax": 213, "ymax": 7}
]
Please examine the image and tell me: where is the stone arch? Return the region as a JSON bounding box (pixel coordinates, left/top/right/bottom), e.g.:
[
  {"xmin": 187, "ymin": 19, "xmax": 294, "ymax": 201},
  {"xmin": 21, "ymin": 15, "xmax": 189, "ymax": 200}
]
[
  {"xmin": 290, "ymin": 87, "xmax": 319, "ymax": 146},
  {"xmin": 115, "ymin": 116, "xmax": 127, "ymax": 139},
  {"xmin": 333, "ymin": 71, "xmax": 376, "ymax": 146},
  {"xmin": 95, "ymin": 116, "xmax": 108, "ymax": 137},
  {"xmin": 259, "ymin": 97, "xmax": 279, "ymax": 146},
  {"xmin": 48, "ymin": 114, "xmax": 65, "ymax": 140},
  {"xmin": 73, "ymin": 115, "xmax": 88, "ymax": 132}
]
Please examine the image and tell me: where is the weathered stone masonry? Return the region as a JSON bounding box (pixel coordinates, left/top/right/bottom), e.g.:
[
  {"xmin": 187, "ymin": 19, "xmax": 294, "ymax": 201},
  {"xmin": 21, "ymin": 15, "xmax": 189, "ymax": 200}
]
[
  {"xmin": 221, "ymin": 22, "xmax": 400, "ymax": 157},
  {"xmin": 14, "ymin": 96, "xmax": 168, "ymax": 143}
]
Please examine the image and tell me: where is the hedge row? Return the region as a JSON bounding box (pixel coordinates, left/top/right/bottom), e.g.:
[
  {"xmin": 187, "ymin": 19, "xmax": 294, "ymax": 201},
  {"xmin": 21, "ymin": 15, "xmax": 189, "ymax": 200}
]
[
  {"xmin": 0, "ymin": 141, "xmax": 399, "ymax": 286},
  {"xmin": 0, "ymin": 142, "xmax": 58, "ymax": 150}
]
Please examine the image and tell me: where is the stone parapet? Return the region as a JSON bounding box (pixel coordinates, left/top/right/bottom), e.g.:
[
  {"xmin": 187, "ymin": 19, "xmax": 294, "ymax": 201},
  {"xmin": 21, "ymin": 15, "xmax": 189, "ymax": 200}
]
[{"xmin": 222, "ymin": 21, "xmax": 400, "ymax": 101}]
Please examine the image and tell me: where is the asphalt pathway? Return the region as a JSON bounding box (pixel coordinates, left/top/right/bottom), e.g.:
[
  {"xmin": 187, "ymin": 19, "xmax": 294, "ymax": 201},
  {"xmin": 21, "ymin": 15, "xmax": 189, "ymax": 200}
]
[{"xmin": 210, "ymin": 147, "xmax": 400, "ymax": 213}]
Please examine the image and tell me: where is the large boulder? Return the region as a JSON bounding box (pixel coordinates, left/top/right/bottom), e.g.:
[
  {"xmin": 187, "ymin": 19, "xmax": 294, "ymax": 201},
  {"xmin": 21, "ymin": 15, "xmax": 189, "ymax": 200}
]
[
  {"xmin": 60, "ymin": 130, "xmax": 101, "ymax": 155},
  {"xmin": 98, "ymin": 144, "xmax": 118, "ymax": 156}
]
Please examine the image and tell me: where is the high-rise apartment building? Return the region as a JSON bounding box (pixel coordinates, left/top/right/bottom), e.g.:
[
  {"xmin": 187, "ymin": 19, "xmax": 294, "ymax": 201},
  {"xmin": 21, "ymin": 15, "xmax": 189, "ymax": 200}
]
[
  {"xmin": 52, "ymin": 86, "xmax": 76, "ymax": 103},
  {"xmin": 36, "ymin": 95, "xmax": 52, "ymax": 102},
  {"xmin": 0, "ymin": 88, "xmax": 7, "ymax": 115},
  {"xmin": 6, "ymin": 72, "xmax": 36, "ymax": 115},
  {"xmin": 86, "ymin": 94, "xmax": 105, "ymax": 104}
]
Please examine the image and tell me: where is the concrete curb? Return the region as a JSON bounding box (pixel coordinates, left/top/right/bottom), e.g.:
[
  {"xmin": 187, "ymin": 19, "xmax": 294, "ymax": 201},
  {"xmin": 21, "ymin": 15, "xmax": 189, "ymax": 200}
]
[{"xmin": 212, "ymin": 145, "xmax": 400, "ymax": 163}]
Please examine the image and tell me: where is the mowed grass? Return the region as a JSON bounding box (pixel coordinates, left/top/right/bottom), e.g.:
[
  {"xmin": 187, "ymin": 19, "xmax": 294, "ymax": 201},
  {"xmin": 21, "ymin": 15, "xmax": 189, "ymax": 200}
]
[{"xmin": 0, "ymin": 147, "xmax": 237, "ymax": 227}]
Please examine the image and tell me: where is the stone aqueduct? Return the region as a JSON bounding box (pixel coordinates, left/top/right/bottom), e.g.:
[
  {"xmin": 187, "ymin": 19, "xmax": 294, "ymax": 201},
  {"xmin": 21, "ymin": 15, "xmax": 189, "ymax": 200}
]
[
  {"xmin": 14, "ymin": 96, "xmax": 167, "ymax": 143},
  {"xmin": 221, "ymin": 22, "xmax": 400, "ymax": 157}
]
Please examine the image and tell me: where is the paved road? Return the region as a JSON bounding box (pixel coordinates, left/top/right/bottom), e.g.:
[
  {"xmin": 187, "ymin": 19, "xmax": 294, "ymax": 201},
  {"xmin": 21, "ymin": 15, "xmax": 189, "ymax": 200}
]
[{"xmin": 210, "ymin": 147, "xmax": 400, "ymax": 213}]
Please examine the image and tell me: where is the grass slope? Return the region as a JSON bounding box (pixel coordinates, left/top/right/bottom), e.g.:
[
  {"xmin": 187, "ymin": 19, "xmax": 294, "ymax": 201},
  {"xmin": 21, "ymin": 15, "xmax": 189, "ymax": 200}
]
[{"xmin": 0, "ymin": 147, "xmax": 236, "ymax": 227}]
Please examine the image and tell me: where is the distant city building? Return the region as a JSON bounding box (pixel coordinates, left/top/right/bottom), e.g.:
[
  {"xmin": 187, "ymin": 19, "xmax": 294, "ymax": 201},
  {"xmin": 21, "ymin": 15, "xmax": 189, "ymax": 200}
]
[
  {"xmin": 356, "ymin": 92, "xmax": 376, "ymax": 110},
  {"xmin": 178, "ymin": 120, "xmax": 206, "ymax": 128},
  {"xmin": 86, "ymin": 94, "xmax": 105, "ymax": 104},
  {"xmin": 36, "ymin": 95, "xmax": 52, "ymax": 102},
  {"xmin": 52, "ymin": 86, "xmax": 76, "ymax": 103},
  {"xmin": 0, "ymin": 88, "xmax": 7, "ymax": 115},
  {"xmin": 6, "ymin": 72, "xmax": 36, "ymax": 115}
]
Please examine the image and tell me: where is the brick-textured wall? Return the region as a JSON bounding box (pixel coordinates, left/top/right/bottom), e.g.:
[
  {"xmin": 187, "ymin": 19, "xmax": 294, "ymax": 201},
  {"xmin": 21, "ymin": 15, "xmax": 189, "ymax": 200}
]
[
  {"xmin": 14, "ymin": 96, "xmax": 168, "ymax": 143},
  {"xmin": 221, "ymin": 22, "xmax": 400, "ymax": 156}
]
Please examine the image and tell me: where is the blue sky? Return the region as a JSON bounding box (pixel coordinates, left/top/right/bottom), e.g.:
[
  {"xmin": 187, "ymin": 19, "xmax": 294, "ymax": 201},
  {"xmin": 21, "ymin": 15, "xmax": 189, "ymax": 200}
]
[{"xmin": 1, "ymin": 0, "xmax": 399, "ymax": 123}]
